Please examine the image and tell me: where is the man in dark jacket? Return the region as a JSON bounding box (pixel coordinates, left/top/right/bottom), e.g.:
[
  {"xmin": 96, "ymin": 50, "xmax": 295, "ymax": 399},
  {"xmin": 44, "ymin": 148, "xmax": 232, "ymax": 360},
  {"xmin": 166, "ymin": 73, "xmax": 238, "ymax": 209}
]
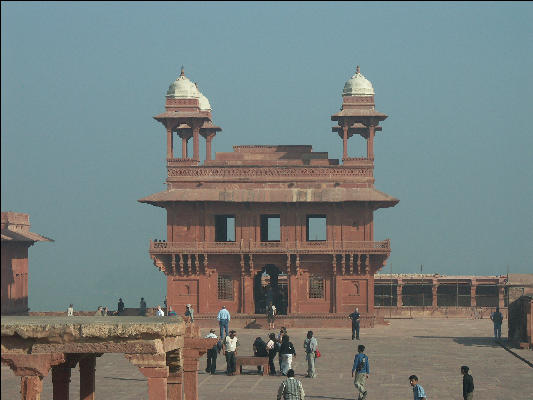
[
  {"xmin": 490, "ymin": 306, "xmax": 503, "ymax": 340},
  {"xmin": 461, "ymin": 365, "xmax": 474, "ymax": 400},
  {"xmin": 348, "ymin": 307, "xmax": 361, "ymax": 340}
]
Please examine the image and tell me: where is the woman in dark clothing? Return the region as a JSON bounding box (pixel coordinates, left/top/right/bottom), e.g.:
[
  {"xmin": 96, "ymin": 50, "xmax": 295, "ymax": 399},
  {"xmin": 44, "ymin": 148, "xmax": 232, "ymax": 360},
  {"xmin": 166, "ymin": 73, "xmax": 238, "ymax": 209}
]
[
  {"xmin": 266, "ymin": 333, "xmax": 278, "ymax": 375},
  {"xmin": 253, "ymin": 336, "xmax": 268, "ymax": 373},
  {"xmin": 279, "ymin": 334, "xmax": 296, "ymax": 375}
]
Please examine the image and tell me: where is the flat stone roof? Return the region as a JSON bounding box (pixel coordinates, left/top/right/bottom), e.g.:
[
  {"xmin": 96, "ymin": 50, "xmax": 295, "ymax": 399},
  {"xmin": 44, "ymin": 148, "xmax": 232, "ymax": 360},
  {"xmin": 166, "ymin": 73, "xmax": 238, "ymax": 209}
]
[{"xmin": 1, "ymin": 316, "xmax": 185, "ymax": 340}]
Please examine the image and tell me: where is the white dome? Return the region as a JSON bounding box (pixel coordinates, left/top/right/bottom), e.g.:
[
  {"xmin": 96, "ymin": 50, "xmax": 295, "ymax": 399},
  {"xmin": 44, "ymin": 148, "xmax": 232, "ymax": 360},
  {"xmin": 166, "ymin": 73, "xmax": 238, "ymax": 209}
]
[
  {"xmin": 198, "ymin": 92, "xmax": 211, "ymax": 111},
  {"xmin": 342, "ymin": 66, "xmax": 374, "ymax": 96},
  {"xmin": 166, "ymin": 68, "xmax": 201, "ymax": 99}
]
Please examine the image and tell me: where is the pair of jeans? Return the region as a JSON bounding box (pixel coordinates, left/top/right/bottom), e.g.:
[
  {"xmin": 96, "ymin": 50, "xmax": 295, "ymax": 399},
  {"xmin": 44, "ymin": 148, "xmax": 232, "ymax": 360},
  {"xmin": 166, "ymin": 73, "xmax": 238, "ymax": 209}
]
[
  {"xmin": 219, "ymin": 319, "xmax": 229, "ymax": 338},
  {"xmin": 281, "ymin": 354, "xmax": 293, "ymax": 375},
  {"xmin": 494, "ymin": 323, "xmax": 502, "ymax": 339},
  {"xmin": 206, "ymin": 348, "xmax": 217, "ymax": 374},
  {"xmin": 225, "ymin": 351, "xmax": 236, "ymax": 374},
  {"xmin": 268, "ymin": 350, "xmax": 277, "ymax": 375},
  {"xmin": 306, "ymin": 352, "xmax": 316, "ymax": 377},
  {"xmin": 352, "ymin": 322, "xmax": 360, "ymax": 339}
]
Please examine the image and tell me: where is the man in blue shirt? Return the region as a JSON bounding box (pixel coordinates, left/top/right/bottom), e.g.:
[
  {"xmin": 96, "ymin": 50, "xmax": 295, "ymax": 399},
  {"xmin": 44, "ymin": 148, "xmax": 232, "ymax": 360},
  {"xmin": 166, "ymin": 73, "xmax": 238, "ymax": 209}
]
[
  {"xmin": 351, "ymin": 344, "xmax": 369, "ymax": 400},
  {"xmin": 490, "ymin": 306, "xmax": 503, "ymax": 341},
  {"xmin": 217, "ymin": 305, "xmax": 231, "ymax": 339},
  {"xmin": 409, "ymin": 375, "xmax": 427, "ymax": 400}
]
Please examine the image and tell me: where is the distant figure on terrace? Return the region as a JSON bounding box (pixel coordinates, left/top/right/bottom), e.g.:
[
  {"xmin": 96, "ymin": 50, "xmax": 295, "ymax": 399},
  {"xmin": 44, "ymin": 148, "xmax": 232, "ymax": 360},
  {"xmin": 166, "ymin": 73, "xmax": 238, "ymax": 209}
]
[
  {"xmin": 490, "ymin": 306, "xmax": 504, "ymax": 341},
  {"xmin": 103, "ymin": 306, "xmax": 109, "ymax": 316},
  {"xmin": 139, "ymin": 297, "xmax": 147, "ymax": 316},
  {"xmin": 267, "ymin": 302, "xmax": 277, "ymax": 329},
  {"xmin": 117, "ymin": 298, "xmax": 125, "ymax": 315},
  {"xmin": 156, "ymin": 305, "xmax": 165, "ymax": 316},
  {"xmin": 94, "ymin": 306, "xmax": 103, "ymax": 316},
  {"xmin": 185, "ymin": 304, "xmax": 194, "ymax": 322},
  {"xmin": 348, "ymin": 307, "xmax": 361, "ymax": 340},
  {"xmin": 167, "ymin": 306, "xmax": 177, "ymax": 316},
  {"xmin": 67, "ymin": 304, "xmax": 74, "ymax": 317},
  {"xmin": 217, "ymin": 305, "xmax": 231, "ymax": 338}
]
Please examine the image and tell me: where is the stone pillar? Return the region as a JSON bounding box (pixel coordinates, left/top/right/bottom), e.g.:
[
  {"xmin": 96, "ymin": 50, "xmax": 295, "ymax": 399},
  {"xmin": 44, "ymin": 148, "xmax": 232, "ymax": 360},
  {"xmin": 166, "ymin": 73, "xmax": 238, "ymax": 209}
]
[
  {"xmin": 167, "ymin": 370, "xmax": 183, "ymax": 400},
  {"xmin": 52, "ymin": 364, "xmax": 72, "ymax": 400},
  {"xmin": 367, "ymin": 125, "xmax": 375, "ymax": 160},
  {"xmin": 181, "ymin": 136, "xmax": 188, "ymax": 159},
  {"xmin": 140, "ymin": 367, "xmax": 169, "ymax": 400},
  {"xmin": 356, "ymin": 254, "xmax": 361, "ymax": 275},
  {"xmin": 182, "ymin": 349, "xmax": 200, "ymax": 400},
  {"xmin": 498, "ymin": 285, "xmax": 505, "ymax": 309},
  {"xmin": 349, "ymin": 254, "xmax": 354, "ymax": 275},
  {"xmin": 1, "ymin": 353, "xmax": 66, "ymax": 400},
  {"xmin": 342, "ymin": 124, "xmax": 349, "ymax": 159},
  {"xmin": 397, "ymin": 281, "xmax": 403, "ymax": 307},
  {"xmin": 126, "ymin": 354, "xmax": 168, "ymax": 400},
  {"xmin": 341, "ymin": 254, "xmax": 346, "ymax": 275},
  {"xmin": 167, "ymin": 127, "xmax": 174, "ymax": 159},
  {"xmin": 364, "ymin": 254, "xmax": 369, "ymax": 274},
  {"xmin": 432, "ymin": 282, "xmax": 438, "ymax": 308},
  {"xmin": 470, "ymin": 281, "xmax": 477, "ymax": 307},
  {"xmin": 332, "ymin": 255, "xmax": 337, "ymax": 313},
  {"xmin": 205, "ymin": 134, "xmax": 214, "ymax": 161},
  {"xmin": 192, "ymin": 124, "xmax": 200, "ymax": 161},
  {"xmin": 79, "ymin": 355, "xmax": 97, "ymax": 400}
]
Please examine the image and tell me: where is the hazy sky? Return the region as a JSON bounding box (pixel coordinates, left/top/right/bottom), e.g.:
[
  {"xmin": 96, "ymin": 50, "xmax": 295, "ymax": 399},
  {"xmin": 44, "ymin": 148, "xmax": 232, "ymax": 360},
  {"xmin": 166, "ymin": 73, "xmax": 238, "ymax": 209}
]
[{"xmin": 2, "ymin": 2, "xmax": 532, "ymax": 311}]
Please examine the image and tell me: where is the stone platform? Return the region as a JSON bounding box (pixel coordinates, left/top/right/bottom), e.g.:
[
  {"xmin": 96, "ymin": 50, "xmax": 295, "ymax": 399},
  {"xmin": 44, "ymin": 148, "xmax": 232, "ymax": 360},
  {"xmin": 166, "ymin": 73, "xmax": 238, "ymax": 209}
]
[{"xmin": 3, "ymin": 318, "xmax": 532, "ymax": 399}]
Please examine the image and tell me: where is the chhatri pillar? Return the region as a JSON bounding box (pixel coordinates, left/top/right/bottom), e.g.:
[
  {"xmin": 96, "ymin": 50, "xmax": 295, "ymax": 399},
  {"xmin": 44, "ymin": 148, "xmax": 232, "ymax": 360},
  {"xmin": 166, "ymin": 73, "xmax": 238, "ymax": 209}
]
[{"xmin": 126, "ymin": 353, "xmax": 169, "ymax": 400}]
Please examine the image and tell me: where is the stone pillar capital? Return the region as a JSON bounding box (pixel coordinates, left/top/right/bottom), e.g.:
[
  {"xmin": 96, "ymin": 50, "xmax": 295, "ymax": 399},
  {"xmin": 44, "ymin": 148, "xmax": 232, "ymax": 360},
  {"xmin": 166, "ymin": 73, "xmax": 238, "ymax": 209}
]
[{"xmin": 1, "ymin": 352, "xmax": 66, "ymax": 377}]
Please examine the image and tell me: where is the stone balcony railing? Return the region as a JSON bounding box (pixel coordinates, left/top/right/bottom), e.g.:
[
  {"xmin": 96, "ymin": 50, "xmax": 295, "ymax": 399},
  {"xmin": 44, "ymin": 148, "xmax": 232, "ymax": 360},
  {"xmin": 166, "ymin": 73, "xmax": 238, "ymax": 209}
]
[{"xmin": 150, "ymin": 239, "xmax": 390, "ymax": 255}]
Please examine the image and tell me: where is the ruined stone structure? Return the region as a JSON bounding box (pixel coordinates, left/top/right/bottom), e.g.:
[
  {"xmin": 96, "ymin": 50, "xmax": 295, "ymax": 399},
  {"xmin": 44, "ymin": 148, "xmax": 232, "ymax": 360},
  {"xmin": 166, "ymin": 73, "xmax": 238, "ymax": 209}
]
[
  {"xmin": 1, "ymin": 316, "xmax": 215, "ymax": 400},
  {"xmin": 140, "ymin": 67, "xmax": 398, "ymax": 323},
  {"xmin": 1, "ymin": 212, "xmax": 52, "ymax": 315}
]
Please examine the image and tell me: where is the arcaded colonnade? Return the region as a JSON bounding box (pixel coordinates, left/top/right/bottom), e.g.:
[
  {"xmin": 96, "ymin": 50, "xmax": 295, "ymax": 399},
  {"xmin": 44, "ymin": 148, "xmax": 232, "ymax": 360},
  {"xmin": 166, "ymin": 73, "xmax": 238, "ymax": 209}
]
[{"xmin": 1, "ymin": 316, "xmax": 215, "ymax": 400}]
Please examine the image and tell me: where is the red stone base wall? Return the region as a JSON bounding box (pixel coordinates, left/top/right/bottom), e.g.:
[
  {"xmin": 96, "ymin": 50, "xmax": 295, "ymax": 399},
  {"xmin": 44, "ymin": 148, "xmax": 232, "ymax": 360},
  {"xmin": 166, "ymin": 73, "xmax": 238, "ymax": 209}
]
[{"xmin": 375, "ymin": 306, "xmax": 508, "ymax": 319}]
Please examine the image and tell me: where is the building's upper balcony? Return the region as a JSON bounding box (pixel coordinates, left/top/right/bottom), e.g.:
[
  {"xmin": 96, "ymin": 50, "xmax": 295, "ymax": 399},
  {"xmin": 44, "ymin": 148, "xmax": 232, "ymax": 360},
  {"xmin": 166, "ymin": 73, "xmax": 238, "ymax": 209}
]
[{"xmin": 149, "ymin": 239, "xmax": 390, "ymax": 255}]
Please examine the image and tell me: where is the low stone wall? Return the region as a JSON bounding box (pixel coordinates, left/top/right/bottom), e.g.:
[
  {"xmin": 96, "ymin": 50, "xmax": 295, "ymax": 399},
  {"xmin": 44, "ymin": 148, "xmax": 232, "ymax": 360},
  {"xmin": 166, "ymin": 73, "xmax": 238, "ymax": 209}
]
[{"xmin": 375, "ymin": 306, "xmax": 508, "ymax": 319}]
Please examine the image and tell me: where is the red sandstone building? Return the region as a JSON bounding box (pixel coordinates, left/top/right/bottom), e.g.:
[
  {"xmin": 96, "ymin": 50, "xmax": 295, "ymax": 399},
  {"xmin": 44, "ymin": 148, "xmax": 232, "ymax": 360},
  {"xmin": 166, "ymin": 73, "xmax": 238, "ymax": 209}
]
[
  {"xmin": 1, "ymin": 212, "xmax": 52, "ymax": 315},
  {"xmin": 140, "ymin": 67, "xmax": 398, "ymax": 321}
]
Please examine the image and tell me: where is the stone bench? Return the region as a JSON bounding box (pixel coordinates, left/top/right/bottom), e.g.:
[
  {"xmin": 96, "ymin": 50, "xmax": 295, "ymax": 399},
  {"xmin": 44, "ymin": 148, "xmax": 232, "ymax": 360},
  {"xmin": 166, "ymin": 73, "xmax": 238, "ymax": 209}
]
[{"xmin": 235, "ymin": 356, "xmax": 269, "ymax": 375}]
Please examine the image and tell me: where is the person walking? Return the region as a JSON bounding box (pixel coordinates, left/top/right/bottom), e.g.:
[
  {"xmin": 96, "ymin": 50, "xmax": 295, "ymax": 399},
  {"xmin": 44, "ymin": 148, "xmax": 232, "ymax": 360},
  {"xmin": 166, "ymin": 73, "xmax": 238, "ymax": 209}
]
[
  {"xmin": 185, "ymin": 304, "xmax": 194, "ymax": 322},
  {"xmin": 490, "ymin": 306, "xmax": 504, "ymax": 340},
  {"xmin": 117, "ymin": 298, "xmax": 125, "ymax": 315},
  {"xmin": 277, "ymin": 369, "xmax": 305, "ymax": 400},
  {"xmin": 217, "ymin": 305, "xmax": 230, "ymax": 339},
  {"xmin": 461, "ymin": 365, "xmax": 474, "ymax": 400},
  {"xmin": 352, "ymin": 344, "xmax": 369, "ymax": 400},
  {"xmin": 349, "ymin": 307, "xmax": 361, "ymax": 340},
  {"xmin": 223, "ymin": 330, "xmax": 239, "ymax": 375},
  {"xmin": 67, "ymin": 304, "xmax": 74, "ymax": 317},
  {"xmin": 303, "ymin": 330, "xmax": 318, "ymax": 378},
  {"xmin": 204, "ymin": 329, "xmax": 219, "ymax": 375},
  {"xmin": 279, "ymin": 334, "xmax": 296, "ymax": 376},
  {"xmin": 277, "ymin": 327, "xmax": 287, "ymax": 373},
  {"xmin": 167, "ymin": 306, "xmax": 177, "ymax": 316},
  {"xmin": 409, "ymin": 375, "xmax": 427, "ymax": 400},
  {"xmin": 139, "ymin": 297, "xmax": 147, "ymax": 316},
  {"xmin": 266, "ymin": 332, "xmax": 278, "ymax": 376}
]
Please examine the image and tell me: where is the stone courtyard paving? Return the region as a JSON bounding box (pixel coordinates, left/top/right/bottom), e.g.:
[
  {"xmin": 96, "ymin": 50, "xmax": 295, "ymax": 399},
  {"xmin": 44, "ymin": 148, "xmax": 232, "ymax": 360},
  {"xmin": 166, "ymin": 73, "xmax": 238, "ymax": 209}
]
[{"xmin": 2, "ymin": 318, "xmax": 532, "ymax": 399}]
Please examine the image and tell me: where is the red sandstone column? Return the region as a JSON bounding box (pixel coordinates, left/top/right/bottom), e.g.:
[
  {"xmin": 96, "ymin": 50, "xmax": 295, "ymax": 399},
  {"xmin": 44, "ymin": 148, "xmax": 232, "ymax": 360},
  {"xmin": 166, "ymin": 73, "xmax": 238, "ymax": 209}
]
[
  {"xmin": 52, "ymin": 364, "xmax": 72, "ymax": 400},
  {"xmin": 79, "ymin": 356, "xmax": 96, "ymax": 400},
  {"xmin": 181, "ymin": 136, "xmax": 188, "ymax": 158},
  {"xmin": 167, "ymin": 127, "xmax": 174, "ymax": 159},
  {"xmin": 21, "ymin": 376, "xmax": 43, "ymax": 400},
  {"xmin": 139, "ymin": 367, "xmax": 169, "ymax": 400},
  {"xmin": 432, "ymin": 284, "xmax": 438, "ymax": 309},
  {"xmin": 397, "ymin": 282, "xmax": 403, "ymax": 307},
  {"xmin": 167, "ymin": 370, "xmax": 183, "ymax": 400},
  {"xmin": 342, "ymin": 124, "xmax": 348, "ymax": 159},
  {"xmin": 192, "ymin": 125, "xmax": 200, "ymax": 161},
  {"xmin": 205, "ymin": 134, "xmax": 214, "ymax": 161},
  {"xmin": 182, "ymin": 349, "xmax": 200, "ymax": 400},
  {"xmin": 367, "ymin": 125, "xmax": 375, "ymax": 160},
  {"xmin": 470, "ymin": 281, "xmax": 477, "ymax": 307},
  {"xmin": 498, "ymin": 285, "xmax": 505, "ymax": 309}
]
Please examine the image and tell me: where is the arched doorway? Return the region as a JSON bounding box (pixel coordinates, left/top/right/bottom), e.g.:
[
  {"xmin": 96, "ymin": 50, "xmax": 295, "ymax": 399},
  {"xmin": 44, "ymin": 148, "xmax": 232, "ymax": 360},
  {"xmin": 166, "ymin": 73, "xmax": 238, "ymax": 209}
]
[{"xmin": 254, "ymin": 264, "xmax": 288, "ymax": 315}]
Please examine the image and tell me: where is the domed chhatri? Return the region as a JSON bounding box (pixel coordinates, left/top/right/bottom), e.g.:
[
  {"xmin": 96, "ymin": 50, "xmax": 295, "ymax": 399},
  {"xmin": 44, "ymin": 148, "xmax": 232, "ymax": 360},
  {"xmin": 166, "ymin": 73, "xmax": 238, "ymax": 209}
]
[
  {"xmin": 166, "ymin": 66, "xmax": 201, "ymax": 99},
  {"xmin": 342, "ymin": 65, "xmax": 375, "ymax": 97},
  {"xmin": 197, "ymin": 88, "xmax": 212, "ymax": 111}
]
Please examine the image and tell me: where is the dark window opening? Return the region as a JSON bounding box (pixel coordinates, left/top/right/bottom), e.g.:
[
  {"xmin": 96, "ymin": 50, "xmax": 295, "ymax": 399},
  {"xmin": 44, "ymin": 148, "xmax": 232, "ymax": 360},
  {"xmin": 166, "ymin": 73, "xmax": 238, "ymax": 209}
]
[
  {"xmin": 218, "ymin": 275, "xmax": 234, "ymax": 300},
  {"xmin": 374, "ymin": 284, "xmax": 398, "ymax": 306},
  {"xmin": 306, "ymin": 215, "xmax": 326, "ymax": 241},
  {"xmin": 476, "ymin": 285, "xmax": 499, "ymax": 307},
  {"xmin": 260, "ymin": 215, "xmax": 280, "ymax": 242},
  {"xmin": 215, "ymin": 215, "xmax": 235, "ymax": 242},
  {"xmin": 309, "ymin": 275, "xmax": 324, "ymax": 298},
  {"xmin": 402, "ymin": 284, "xmax": 433, "ymax": 307},
  {"xmin": 437, "ymin": 284, "xmax": 471, "ymax": 307}
]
